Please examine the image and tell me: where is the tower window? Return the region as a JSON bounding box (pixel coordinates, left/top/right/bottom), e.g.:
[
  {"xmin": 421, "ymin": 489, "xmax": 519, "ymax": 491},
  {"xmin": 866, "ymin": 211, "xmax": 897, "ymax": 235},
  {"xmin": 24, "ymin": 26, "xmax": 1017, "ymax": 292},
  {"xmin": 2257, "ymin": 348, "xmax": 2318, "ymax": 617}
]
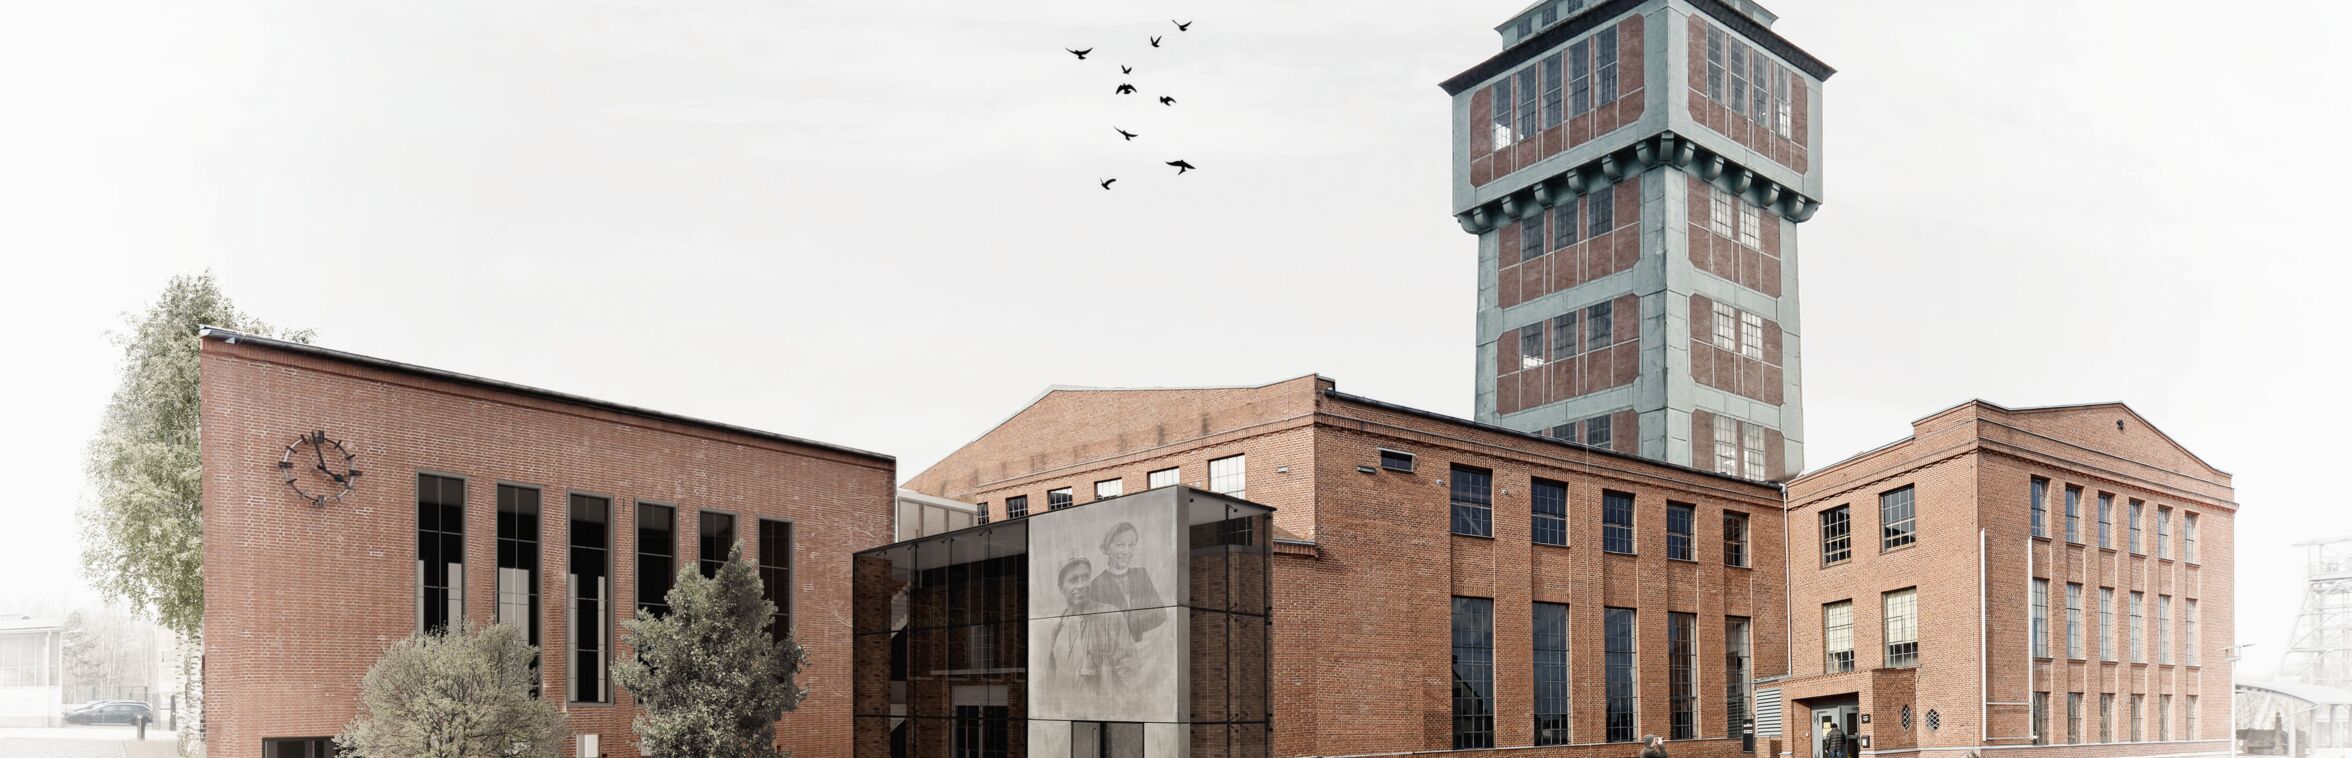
[
  {"xmin": 1727, "ymin": 44, "xmax": 1747, "ymax": 116},
  {"xmin": 1710, "ymin": 186, "xmax": 1735, "ymax": 239},
  {"xmin": 1586, "ymin": 186, "xmax": 1615, "ymax": 235},
  {"xmin": 1519, "ymin": 324, "xmax": 1546, "ymax": 369},
  {"xmin": 1705, "ymin": 28, "xmax": 1725, "ymax": 102},
  {"xmin": 1738, "ymin": 201, "xmax": 1762, "ymax": 247},
  {"xmin": 1541, "ymin": 54, "xmax": 1564, "ymax": 129},
  {"xmin": 1742, "ymin": 424, "xmax": 1767, "ymax": 480},
  {"xmin": 1740, "ymin": 312, "xmax": 1764, "ymax": 359},
  {"xmin": 1584, "ymin": 414, "xmax": 1612, "ymax": 448},
  {"xmin": 1713, "ymin": 302, "xmax": 1738, "ymax": 350},
  {"xmin": 1551, "ymin": 201, "xmax": 1578, "ymax": 249},
  {"xmin": 1713, "ymin": 415, "xmax": 1739, "ymax": 475},
  {"xmin": 1595, "ymin": 27, "xmax": 1619, "ymax": 103},
  {"xmin": 1569, "ymin": 40, "xmax": 1592, "ymax": 116},
  {"xmin": 1585, "ymin": 301, "xmax": 1614, "ymax": 347},
  {"xmin": 1516, "ymin": 67, "xmax": 1540, "ymax": 142},
  {"xmin": 1520, "ymin": 214, "xmax": 1545, "ymax": 261},
  {"xmin": 1489, "ymin": 79, "xmax": 1513, "ymax": 148},
  {"xmin": 1550, "ymin": 313, "xmax": 1577, "ymax": 356}
]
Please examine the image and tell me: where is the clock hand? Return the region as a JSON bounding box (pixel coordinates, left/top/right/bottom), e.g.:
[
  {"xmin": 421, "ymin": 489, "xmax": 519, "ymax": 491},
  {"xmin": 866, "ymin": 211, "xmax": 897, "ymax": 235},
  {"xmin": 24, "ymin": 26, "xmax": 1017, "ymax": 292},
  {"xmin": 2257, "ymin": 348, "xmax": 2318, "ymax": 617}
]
[{"xmin": 314, "ymin": 441, "xmax": 329, "ymax": 472}]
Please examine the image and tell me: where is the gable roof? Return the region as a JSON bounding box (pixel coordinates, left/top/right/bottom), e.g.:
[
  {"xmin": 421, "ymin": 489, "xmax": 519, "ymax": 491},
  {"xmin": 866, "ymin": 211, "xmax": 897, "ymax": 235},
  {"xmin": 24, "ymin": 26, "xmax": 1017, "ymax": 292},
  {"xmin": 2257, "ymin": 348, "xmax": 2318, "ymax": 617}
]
[{"xmin": 1981, "ymin": 400, "xmax": 2229, "ymax": 478}]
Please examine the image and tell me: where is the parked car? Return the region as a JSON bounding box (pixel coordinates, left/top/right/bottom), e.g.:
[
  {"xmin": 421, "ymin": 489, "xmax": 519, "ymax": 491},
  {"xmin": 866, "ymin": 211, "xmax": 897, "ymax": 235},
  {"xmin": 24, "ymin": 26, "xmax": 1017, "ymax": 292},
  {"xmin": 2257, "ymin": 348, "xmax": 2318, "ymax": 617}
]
[{"xmin": 63, "ymin": 701, "xmax": 152, "ymax": 725}]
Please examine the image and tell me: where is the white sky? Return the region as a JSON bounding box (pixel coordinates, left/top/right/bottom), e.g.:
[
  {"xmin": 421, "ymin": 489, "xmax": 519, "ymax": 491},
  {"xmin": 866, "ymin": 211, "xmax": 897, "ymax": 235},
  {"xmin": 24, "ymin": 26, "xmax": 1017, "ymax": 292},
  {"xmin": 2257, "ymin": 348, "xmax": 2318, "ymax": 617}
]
[{"xmin": 2, "ymin": 0, "xmax": 2344, "ymax": 679}]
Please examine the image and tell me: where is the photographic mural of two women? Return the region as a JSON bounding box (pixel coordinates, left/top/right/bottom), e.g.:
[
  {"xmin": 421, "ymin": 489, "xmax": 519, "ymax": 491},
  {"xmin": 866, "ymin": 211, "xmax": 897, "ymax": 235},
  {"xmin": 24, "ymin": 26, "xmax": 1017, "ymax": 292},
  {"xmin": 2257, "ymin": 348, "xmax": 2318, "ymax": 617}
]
[{"xmin": 1028, "ymin": 498, "xmax": 1179, "ymax": 722}]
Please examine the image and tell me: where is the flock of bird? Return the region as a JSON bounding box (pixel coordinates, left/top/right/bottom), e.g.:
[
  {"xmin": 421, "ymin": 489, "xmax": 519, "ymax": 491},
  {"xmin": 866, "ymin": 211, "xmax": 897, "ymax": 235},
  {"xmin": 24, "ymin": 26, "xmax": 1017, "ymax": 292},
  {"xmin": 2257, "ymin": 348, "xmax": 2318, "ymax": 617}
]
[{"xmin": 1068, "ymin": 19, "xmax": 1197, "ymax": 190}]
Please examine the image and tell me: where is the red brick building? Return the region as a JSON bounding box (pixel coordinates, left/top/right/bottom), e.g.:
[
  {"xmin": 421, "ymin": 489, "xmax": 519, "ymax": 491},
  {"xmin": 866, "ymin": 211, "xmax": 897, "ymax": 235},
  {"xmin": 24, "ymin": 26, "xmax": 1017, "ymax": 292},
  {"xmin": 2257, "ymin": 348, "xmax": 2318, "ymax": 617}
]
[
  {"xmin": 904, "ymin": 375, "xmax": 1791, "ymax": 758},
  {"xmin": 1778, "ymin": 401, "xmax": 2235, "ymax": 758},
  {"xmin": 198, "ymin": 329, "xmax": 895, "ymax": 758}
]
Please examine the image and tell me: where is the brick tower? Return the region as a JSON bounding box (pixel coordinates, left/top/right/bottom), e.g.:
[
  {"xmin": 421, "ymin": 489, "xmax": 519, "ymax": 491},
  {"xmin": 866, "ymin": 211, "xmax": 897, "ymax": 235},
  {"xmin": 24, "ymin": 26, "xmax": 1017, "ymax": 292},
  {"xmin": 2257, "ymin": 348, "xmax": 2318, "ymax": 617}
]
[{"xmin": 1444, "ymin": 0, "xmax": 1830, "ymax": 481}]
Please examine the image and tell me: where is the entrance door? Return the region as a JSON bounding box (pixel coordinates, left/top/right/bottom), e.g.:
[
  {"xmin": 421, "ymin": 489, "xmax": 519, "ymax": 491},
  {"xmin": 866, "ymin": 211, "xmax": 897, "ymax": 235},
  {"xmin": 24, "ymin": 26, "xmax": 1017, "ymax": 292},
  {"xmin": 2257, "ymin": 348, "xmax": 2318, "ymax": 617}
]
[{"xmin": 1811, "ymin": 704, "xmax": 1860, "ymax": 758}]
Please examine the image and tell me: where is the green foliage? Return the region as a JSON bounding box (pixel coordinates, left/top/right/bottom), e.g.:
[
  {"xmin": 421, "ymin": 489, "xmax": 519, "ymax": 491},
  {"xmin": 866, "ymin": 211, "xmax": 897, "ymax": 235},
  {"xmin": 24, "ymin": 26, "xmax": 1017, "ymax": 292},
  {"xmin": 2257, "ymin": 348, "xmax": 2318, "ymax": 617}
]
[
  {"xmin": 613, "ymin": 543, "xmax": 808, "ymax": 758},
  {"xmin": 336, "ymin": 624, "xmax": 568, "ymax": 758},
  {"xmin": 77, "ymin": 272, "xmax": 308, "ymax": 638}
]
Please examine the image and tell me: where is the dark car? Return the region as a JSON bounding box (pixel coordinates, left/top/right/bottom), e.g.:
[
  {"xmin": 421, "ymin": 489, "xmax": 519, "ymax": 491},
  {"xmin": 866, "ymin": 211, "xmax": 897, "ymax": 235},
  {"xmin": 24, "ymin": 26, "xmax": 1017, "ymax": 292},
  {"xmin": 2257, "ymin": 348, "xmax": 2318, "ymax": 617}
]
[{"xmin": 63, "ymin": 701, "xmax": 152, "ymax": 726}]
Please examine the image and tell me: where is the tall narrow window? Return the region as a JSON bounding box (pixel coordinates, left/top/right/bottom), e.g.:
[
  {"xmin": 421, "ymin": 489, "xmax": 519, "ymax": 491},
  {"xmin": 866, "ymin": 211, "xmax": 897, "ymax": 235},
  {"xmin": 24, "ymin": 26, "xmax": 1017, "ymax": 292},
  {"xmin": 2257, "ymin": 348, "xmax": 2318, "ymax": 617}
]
[
  {"xmin": 1516, "ymin": 67, "xmax": 1539, "ymax": 143},
  {"xmin": 1727, "ymin": 42, "xmax": 1747, "ymax": 117},
  {"xmin": 2131, "ymin": 694, "xmax": 2144, "ymax": 742},
  {"xmin": 636, "ymin": 503, "xmax": 675, "ymax": 617},
  {"xmin": 1714, "ymin": 415, "xmax": 1739, "ymax": 475},
  {"xmin": 1669, "ymin": 612, "xmax": 1697, "ymax": 740},
  {"xmin": 568, "ymin": 494, "xmax": 610, "ymax": 703},
  {"xmin": 1586, "ymin": 414, "xmax": 1613, "ymax": 448},
  {"xmin": 1047, "ymin": 487, "xmax": 1074, "ymax": 511},
  {"xmin": 1209, "ymin": 454, "xmax": 1246, "ymax": 499},
  {"xmin": 2183, "ymin": 512, "xmax": 2199, "ymax": 563},
  {"xmin": 2157, "ymin": 595, "xmax": 2172, "ymax": 665},
  {"xmin": 1739, "ymin": 312, "xmax": 1764, "ymax": 358},
  {"xmin": 2129, "ymin": 500, "xmax": 2144, "ymax": 553},
  {"xmin": 2129, "ymin": 591, "xmax": 2146, "ymax": 663},
  {"xmin": 2099, "ymin": 587, "xmax": 2116, "ymax": 661},
  {"xmin": 1568, "ymin": 40, "xmax": 1591, "ymax": 116},
  {"xmin": 1551, "ymin": 313, "xmax": 1577, "ymax": 357},
  {"xmin": 1605, "ymin": 607, "xmax": 1637, "ymax": 742},
  {"xmin": 1006, "ymin": 495, "xmax": 1029, "ymax": 519},
  {"xmin": 2097, "ymin": 493, "xmax": 2114, "ymax": 549},
  {"xmin": 1452, "ymin": 597, "xmax": 1495, "ymax": 750},
  {"xmin": 1665, "ymin": 503, "xmax": 1695, "ymax": 561},
  {"xmin": 1147, "ymin": 468, "xmax": 1179, "ymax": 489},
  {"xmin": 1520, "ymin": 323, "xmax": 1546, "ymax": 368},
  {"xmin": 2064, "ymin": 485, "xmax": 2082, "ymax": 542},
  {"xmin": 1488, "ymin": 79, "xmax": 1513, "ymax": 147},
  {"xmin": 1737, "ymin": 203, "xmax": 1762, "ymax": 249},
  {"xmin": 2030, "ymin": 578, "xmax": 2050, "ymax": 658},
  {"xmin": 1594, "ymin": 25, "xmax": 1619, "ymax": 103},
  {"xmin": 1451, "ymin": 466, "xmax": 1495, "ymax": 537},
  {"xmin": 1880, "ymin": 486, "xmax": 1916, "ymax": 550},
  {"xmin": 1704, "ymin": 28, "xmax": 1725, "ymax": 101},
  {"xmin": 2159, "ymin": 695, "xmax": 2171, "ymax": 741},
  {"xmin": 1519, "ymin": 220, "xmax": 1546, "ymax": 266},
  {"xmin": 2186, "ymin": 695, "xmax": 2199, "ymax": 739},
  {"xmin": 1533, "ymin": 602, "xmax": 1570, "ymax": 746},
  {"xmin": 1552, "ymin": 202, "xmax": 1579, "ymax": 250},
  {"xmin": 698, "ymin": 510, "xmax": 736, "ymax": 578},
  {"xmin": 1094, "ymin": 479, "xmax": 1123, "ymax": 500},
  {"xmin": 1772, "ymin": 62, "xmax": 1792, "ymax": 136},
  {"xmin": 417, "ymin": 474, "xmax": 466, "ymax": 634},
  {"xmin": 1710, "ymin": 186, "xmax": 1735, "ymax": 238},
  {"xmin": 2032, "ymin": 691, "xmax": 2049, "ymax": 745},
  {"xmin": 2156, "ymin": 507, "xmax": 2173, "ymax": 560},
  {"xmin": 1586, "ymin": 183, "xmax": 1614, "ymax": 236},
  {"xmin": 1531, "ymin": 478, "xmax": 1568, "ymax": 547},
  {"xmin": 1586, "ymin": 301, "xmax": 1614, "ymax": 347},
  {"xmin": 2029, "ymin": 477, "xmax": 2049, "ymax": 538},
  {"xmin": 1602, "ymin": 490, "xmax": 1635, "ymax": 554},
  {"xmin": 1712, "ymin": 302, "xmax": 1739, "ymax": 350},
  {"xmin": 1723, "ymin": 511, "xmax": 1750, "ymax": 567},
  {"xmin": 1725, "ymin": 617, "xmax": 1753, "ymax": 739},
  {"xmin": 1541, "ymin": 53, "xmax": 1564, "ymax": 128},
  {"xmin": 1823, "ymin": 600, "xmax": 1854, "ymax": 673},
  {"xmin": 758, "ymin": 519, "xmax": 792, "ymax": 643},
  {"xmin": 1819, "ymin": 505, "xmax": 1851, "ymax": 564},
  {"xmin": 976, "ymin": 502, "xmax": 989, "ymax": 525},
  {"xmin": 1742, "ymin": 424, "xmax": 1766, "ymax": 481},
  {"xmin": 495, "ymin": 484, "xmax": 540, "ymax": 694},
  {"xmin": 2065, "ymin": 583, "xmax": 2084, "ymax": 659},
  {"xmin": 2101, "ymin": 693, "xmax": 2114, "ymax": 743},
  {"xmin": 1883, "ymin": 588, "xmax": 1918, "ymax": 667},
  {"xmin": 2068, "ymin": 693, "xmax": 2083, "ymax": 744},
  {"xmin": 2186, "ymin": 598, "xmax": 2200, "ymax": 666}
]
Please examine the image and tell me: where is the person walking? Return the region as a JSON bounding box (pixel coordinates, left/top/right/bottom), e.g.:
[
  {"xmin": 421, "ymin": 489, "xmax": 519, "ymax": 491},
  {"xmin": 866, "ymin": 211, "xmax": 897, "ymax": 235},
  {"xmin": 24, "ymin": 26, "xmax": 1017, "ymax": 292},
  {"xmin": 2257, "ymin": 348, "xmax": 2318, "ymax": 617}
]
[{"xmin": 1822, "ymin": 718, "xmax": 1848, "ymax": 758}]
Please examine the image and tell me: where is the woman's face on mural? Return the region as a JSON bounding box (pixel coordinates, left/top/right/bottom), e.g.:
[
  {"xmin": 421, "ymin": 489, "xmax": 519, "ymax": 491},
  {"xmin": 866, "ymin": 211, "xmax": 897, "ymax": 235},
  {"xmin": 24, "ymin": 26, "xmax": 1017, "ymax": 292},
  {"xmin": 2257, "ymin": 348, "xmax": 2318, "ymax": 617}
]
[{"xmin": 1106, "ymin": 529, "xmax": 1137, "ymax": 570}]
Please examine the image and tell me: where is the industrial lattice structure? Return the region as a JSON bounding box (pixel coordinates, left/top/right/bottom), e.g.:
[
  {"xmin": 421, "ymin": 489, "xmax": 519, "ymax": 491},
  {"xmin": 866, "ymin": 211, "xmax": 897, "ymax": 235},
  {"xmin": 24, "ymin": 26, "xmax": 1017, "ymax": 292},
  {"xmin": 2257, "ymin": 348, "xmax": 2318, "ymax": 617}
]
[{"xmin": 2283, "ymin": 535, "xmax": 2352, "ymax": 689}]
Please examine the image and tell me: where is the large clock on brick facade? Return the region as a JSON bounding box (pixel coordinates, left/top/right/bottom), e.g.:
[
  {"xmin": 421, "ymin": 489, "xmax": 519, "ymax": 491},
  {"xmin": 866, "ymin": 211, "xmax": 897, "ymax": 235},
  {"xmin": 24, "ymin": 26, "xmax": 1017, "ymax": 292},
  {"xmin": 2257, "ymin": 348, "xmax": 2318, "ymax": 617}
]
[{"xmin": 279, "ymin": 430, "xmax": 361, "ymax": 507}]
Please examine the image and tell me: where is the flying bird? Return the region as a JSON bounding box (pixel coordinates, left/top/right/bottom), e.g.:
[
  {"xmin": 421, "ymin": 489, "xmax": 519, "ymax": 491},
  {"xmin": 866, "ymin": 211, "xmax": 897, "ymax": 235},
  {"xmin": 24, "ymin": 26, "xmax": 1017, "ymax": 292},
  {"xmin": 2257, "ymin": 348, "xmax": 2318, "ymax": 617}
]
[
  {"xmin": 1174, "ymin": 20, "xmax": 1193, "ymax": 31},
  {"xmin": 1149, "ymin": 36, "xmax": 1162, "ymax": 48},
  {"xmin": 1158, "ymin": 95, "xmax": 1176, "ymax": 106},
  {"xmin": 1166, "ymin": 159, "xmax": 1195, "ymax": 175},
  {"xmin": 1067, "ymin": 47, "xmax": 1093, "ymax": 60},
  {"xmin": 1100, "ymin": 178, "xmax": 1117, "ymax": 190},
  {"xmin": 1115, "ymin": 83, "xmax": 1136, "ymax": 95},
  {"xmin": 1116, "ymin": 127, "xmax": 1139, "ymax": 141},
  {"xmin": 1121, "ymin": 65, "xmax": 1133, "ymax": 74}
]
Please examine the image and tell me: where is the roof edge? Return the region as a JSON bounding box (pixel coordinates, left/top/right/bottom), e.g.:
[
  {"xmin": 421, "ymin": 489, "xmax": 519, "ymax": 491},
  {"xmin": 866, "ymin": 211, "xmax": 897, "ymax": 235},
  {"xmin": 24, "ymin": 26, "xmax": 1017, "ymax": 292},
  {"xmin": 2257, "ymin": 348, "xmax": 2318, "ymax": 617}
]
[
  {"xmin": 1322, "ymin": 388, "xmax": 1785, "ymax": 493},
  {"xmin": 199, "ymin": 326, "xmax": 895, "ymax": 464}
]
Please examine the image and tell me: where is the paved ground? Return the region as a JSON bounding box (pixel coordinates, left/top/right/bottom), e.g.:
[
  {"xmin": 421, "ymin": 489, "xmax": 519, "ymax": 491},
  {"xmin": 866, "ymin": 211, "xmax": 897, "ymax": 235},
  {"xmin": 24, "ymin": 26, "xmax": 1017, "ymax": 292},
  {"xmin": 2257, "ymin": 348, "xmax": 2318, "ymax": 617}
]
[{"xmin": 0, "ymin": 725, "xmax": 177, "ymax": 758}]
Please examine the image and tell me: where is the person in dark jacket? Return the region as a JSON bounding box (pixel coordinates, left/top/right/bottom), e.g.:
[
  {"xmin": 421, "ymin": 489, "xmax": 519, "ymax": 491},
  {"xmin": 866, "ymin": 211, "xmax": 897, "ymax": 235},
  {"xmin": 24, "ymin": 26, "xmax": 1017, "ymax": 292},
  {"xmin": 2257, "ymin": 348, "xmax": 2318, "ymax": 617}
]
[
  {"xmin": 1639, "ymin": 735, "xmax": 1669, "ymax": 758},
  {"xmin": 1822, "ymin": 719, "xmax": 1848, "ymax": 758}
]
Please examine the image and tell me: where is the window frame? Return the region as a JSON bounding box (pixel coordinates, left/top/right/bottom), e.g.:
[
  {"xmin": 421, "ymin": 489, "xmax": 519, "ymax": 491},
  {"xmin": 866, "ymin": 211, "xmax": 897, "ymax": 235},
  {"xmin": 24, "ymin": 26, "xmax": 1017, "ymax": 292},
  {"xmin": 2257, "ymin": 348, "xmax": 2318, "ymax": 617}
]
[
  {"xmin": 1883, "ymin": 588, "xmax": 1918, "ymax": 668},
  {"xmin": 757, "ymin": 518, "xmax": 794, "ymax": 644},
  {"xmin": 1005, "ymin": 495, "xmax": 1029, "ymax": 519},
  {"xmin": 1665, "ymin": 502, "xmax": 1696, "ymax": 562},
  {"xmin": 567, "ymin": 491, "xmax": 613, "ymax": 704},
  {"xmin": 416, "ymin": 471, "xmax": 468, "ymax": 636},
  {"xmin": 636, "ymin": 501, "xmax": 677, "ymax": 618},
  {"xmin": 2029, "ymin": 477, "xmax": 2049, "ymax": 539},
  {"xmin": 1723, "ymin": 510, "xmax": 1750, "ymax": 568},
  {"xmin": 1047, "ymin": 487, "xmax": 1074, "ymax": 511},
  {"xmin": 1094, "ymin": 478, "xmax": 1124, "ymax": 500},
  {"xmin": 1533, "ymin": 601, "xmax": 1572, "ymax": 746},
  {"xmin": 1879, "ymin": 486, "xmax": 1916, "ymax": 551},
  {"xmin": 1208, "ymin": 454, "xmax": 1247, "ymax": 500},
  {"xmin": 1823, "ymin": 599, "xmax": 1854, "ymax": 674},
  {"xmin": 1450, "ymin": 465, "xmax": 1496, "ymax": 538},
  {"xmin": 2031, "ymin": 578, "xmax": 2051, "ymax": 659},
  {"xmin": 1452, "ymin": 597, "xmax": 1497, "ymax": 750},
  {"xmin": 1147, "ymin": 468, "xmax": 1179, "ymax": 490},
  {"xmin": 1819, "ymin": 505, "xmax": 1851, "ymax": 565},
  {"xmin": 1604, "ymin": 607, "xmax": 1638, "ymax": 743},
  {"xmin": 697, "ymin": 508, "xmax": 738, "ymax": 579},
  {"xmin": 1601, "ymin": 490, "xmax": 1636, "ymax": 555},
  {"xmin": 1532, "ymin": 478, "xmax": 1569, "ymax": 547}
]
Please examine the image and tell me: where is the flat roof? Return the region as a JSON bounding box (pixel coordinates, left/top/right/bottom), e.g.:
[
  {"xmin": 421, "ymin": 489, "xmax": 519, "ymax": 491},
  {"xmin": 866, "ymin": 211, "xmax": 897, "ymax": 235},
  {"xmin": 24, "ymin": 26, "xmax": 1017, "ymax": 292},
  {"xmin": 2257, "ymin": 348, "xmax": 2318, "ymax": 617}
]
[
  {"xmin": 1440, "ymin": 0, "xmax": 1834, "ymax": 96},
  {"xmin": 200, "ymin": 327, "xmax": 893, "ymax": 464}
]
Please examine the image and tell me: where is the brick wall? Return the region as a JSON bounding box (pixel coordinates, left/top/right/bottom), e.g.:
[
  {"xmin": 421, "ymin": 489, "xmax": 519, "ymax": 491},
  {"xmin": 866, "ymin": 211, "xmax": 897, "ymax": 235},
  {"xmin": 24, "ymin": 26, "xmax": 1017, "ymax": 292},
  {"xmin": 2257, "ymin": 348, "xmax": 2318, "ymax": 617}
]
[{"xmin": 200, "ymin": 337, "xmax": 895, "ymax": 758}]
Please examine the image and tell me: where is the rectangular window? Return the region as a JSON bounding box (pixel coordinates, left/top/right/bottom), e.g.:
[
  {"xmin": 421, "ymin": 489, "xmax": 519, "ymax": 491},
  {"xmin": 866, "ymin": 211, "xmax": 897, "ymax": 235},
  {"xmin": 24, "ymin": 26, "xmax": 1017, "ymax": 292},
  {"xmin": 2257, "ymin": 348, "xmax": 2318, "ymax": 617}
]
[
  {"xmin": 1147, "ymin": 468, "xmax": 1179, "ymax": 489},
  {"xmin": 1586, "ymin": 301, "xmax": 1614, "ymax": 347},
  {"xmin": 1379, "ymin": 449, "xmax": 1416, "ymax": 472},
  {"xmin": 636, "ymin": 503, "xmax": 675, "ymax": 617},
  {"xmin": 1452, "ymin": 597, "xmax": 1496, "ymax": 750},
  {"xmin": 1710, "ymin": 186, "xmax": 1735, "ymax": 238},
  {"xmin": 1517, "ymin": 67, "xmax": 1540, "ymax": 141},
  {"xmin": 2131, "ymin": 694, "xmax": 2144, "ymax": 741},
  {"xmin": 1594, "ymin": 25, "xmax": 1619, "ymax": 103},
  {"xmin": 1823, "ymin": 600, "xmax": 1854, "ymax": 673},
  {"xmin": 2157, "ymin": 595, "xmax": 2172, "ymax": 665},
  {"xmin": 495, "ymin": 484, "xmax": 541, "ymax": 695},
  {"xmin": 417, "ymin": 473, "xmax": 466, "ymax": 635},
  {"xmin": 568, "ymin": 494, "xmax": 610, "ymax": 703},
  {"xmin": 1489, "ymin": 80, "xmax": 1513, "ymax": 147},
  {"xmin": 1713, "ymin": 415, "xmax": 1739, "ymax": 475},
  {"xmin": 2033, "ymin": 691, "xmax": 2049, "ymax": 745},
  {"xmin": 1740, "ymin": 312, "xmax": 1764, "ymax": 359},
  {"xmin": 1737, "ymin": 202, "xmax": 1761, "ymax": 248},
  {"xmin": 2129, "ymin": 500, "xmax": 2144, "ymax": 553},
  {"xmin": 2159, "ymin": 695, "xmax": 2171, "ymax": 741},
  {"xmin": 698, "ymin": 510, "xmax": 736, "ymax": 578},
  {"xmin": 2187, "ymin": 695, "xmax": 2199, "ymax": 739},
  {"xmin": 1727, "ymin": 43, "xmax": 1747, "ymax": 117},
  {"xmin": 1534, "ymin": 602, "xmax": 1571, "ymax": 746},
  {"xmin": 1520, "ymin": 216, "xmax": 1546, "ymax": 263},
  {"xmin": 2100, "ymin": 587, "xmax": 2116, "ymax": 661},
  {"xmin": 1712, "ymin": 302, "xmax": 1739, "ymax": 350},
  {"xmin": 2102, "ymin": 693, "xmax": 2115, "ymax": 743},
  {"xmin": 1541, "ymin": 53, "xmax": 1564, "ymax": 128},
  {"xmin": 2156, "ymin": 506, "xmax": 2172, "ymax": 560},
  {"xmin": 1669, "ymin": 612, "xmax": 1697, "ymax": 740},
  {"xmin": 2129, "ymin": 591, "xmax": 2146, "ymax": 663},
  {"xmin": 1605, "ymin": 607, "xmax": 1638, "ymax": 742},
  {"xmin": 262, "ymin": 738, "xmax": 338, "ymax": 758},
  {"xmin": 1742, "ymin": 423, "xmax": 1766, "ymax": 480},
  {"xmin": 1047, "ymin": 487, "xmax": 1074, "ymax": 511},
  {"xmin": 1532, "ymin": 478, "xmax": 1568, "ymax": 547},
  {"xmin": 2186, "ymin": 598, "xmax": 2200, "ymax": 666},
  {"xmin": 2065, "ymin": 485, "xmax": 2082, "ymax": 542},
  {"xmin": 1520, "ymin": 323, "xmax": 1546, "ymax": 369},
  {"xmin": 1723, "ymin": 511, "xmax": 1750, "ymax": 567},
  {"xmin": 2031, "ymin": 578, "xmax": 2050, "ymax": 658},
  {"xmin": 1725, "ymin": 617, "xmax": 1753, "ymax": 740},
  {"xmin": 1772, "ymin": 63, "xmax": 1792, "ymax": 136},
  {"xmin": 1587, "ymin": 184, "xmax": 1614, "ymax": 236},
  {"xmin": 2066, "ymin": 583, "xmax": 2084, "ymax": 659},
  {"xmin": 1549, "ymin": 423, "xmax": 1576, "ymax": 440},
  {"xmin": 1666, "ymin": 503, "xmax": 1695, "ymax": 561},
  {"xmin": 1585, "ymin": 414, "xmax": 1613, "ymax": 448},
  {"xmin": 1705, "ymin": 27, "xmax": 1725, "ymax": 101},
  {"xmin": 1882, "ymin": 588, "xmax": 1919, "ymax": 668},
  {"xmin": 1820, "ymin": 505, "xmax": 1851, "ymax": 564},
  {"xmin": 1006, "ymin": 495, "xmax": 1029, "ymax": 519},
  {"xmin": 758, "ymin": 519, "xmax": 791, "ymax": 643},
  {"xmin": 2069, "ymin": 693, "xmax": 2083, "ymax": 744},
  {"xmin": 1880, "ymin": 486, "xmax": 1916, "ymax": 550},
  {"xmin": 1209, "ymin": 454, "xmax": 1246, "ymax": 499},
  {"xmin": 2029, "ymin": 477, "xmax": 2049, "ymax": 538},
  {"xmin": 1569, "ymin": 40, "xmax": 1591, "ymax": 116},
  {"xmin": 1095, "ymin": 478, "xmax": 1123, "ymax": 500},
  {"xmin": 1552, "ymin": 201, "xmax": 1579, "ymax": 249},
  {"xmin": 1451, "ymin": 465, "xmax": 1495, "ymax": 538},
  {"xmin": 2183, "ymin": 512, "xmax": 2199, "ymax": 563},
  {"xmin": 1551, "ymin": 313, "xmax": 1577, "ymax": 356},
  {"xmin": 2097, "ymin": 493, "xmax": 2113, "ymax": 548},
  {"xmin": 975, "ymin": 502, "xmax": 989, "ymax": 525},
  {"xmin": 1602, "ymin": 490, "xmax": 1635, "ymax": 554}
]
